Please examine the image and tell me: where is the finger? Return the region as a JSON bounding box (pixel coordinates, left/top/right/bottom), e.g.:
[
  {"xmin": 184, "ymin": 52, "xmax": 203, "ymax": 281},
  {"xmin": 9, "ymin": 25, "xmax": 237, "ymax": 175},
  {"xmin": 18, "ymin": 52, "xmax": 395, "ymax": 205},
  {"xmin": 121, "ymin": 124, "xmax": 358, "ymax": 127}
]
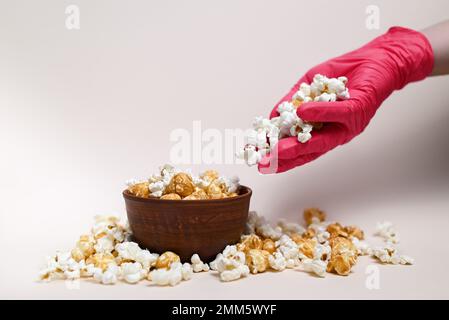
[
  {"xmin": 297, "ymin": 101, "xmax": 351, "ymax": 124},
  {"xmin": 258, "ymin": 152, "xmax": 324, "ymax": 174},
  {"xmin": 276, "ymin": 124, "xmax": 346, "ymax": 160}
]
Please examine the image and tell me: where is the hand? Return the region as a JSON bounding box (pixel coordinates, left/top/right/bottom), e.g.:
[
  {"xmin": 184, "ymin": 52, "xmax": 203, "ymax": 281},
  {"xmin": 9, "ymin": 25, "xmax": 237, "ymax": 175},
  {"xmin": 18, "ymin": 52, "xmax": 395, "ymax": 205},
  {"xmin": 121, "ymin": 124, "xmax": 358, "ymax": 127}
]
[{"xmin": 258, "ymin": 27, "xmax": 434, "ymax": 174}]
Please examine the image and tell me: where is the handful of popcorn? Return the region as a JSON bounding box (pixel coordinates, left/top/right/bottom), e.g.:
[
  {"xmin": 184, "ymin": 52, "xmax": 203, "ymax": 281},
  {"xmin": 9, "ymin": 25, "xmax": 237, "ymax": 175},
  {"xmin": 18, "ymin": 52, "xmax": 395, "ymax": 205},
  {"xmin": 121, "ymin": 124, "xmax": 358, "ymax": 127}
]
[
  {"xmin": 40, "ymin": 208, "xmax": 413, "ymax": 287},
  {"xmin": 126, "ymin": 164, "xmax": 240, "ymax": 200},
  {"xmin": 236, "ymin": 74, "xmax": 350, "ymax": 166}
]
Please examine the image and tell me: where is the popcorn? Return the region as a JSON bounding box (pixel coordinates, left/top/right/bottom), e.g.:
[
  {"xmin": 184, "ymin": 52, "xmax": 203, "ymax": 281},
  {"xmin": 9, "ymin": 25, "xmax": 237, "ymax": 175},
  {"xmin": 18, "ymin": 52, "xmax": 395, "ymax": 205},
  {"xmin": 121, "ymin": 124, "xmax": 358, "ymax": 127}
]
[
  {"xmin": 121, "ymin": 262, "xmax": 146, "ymax": 284},
  {"xmin": 160, "ymin": 193, "xmax": 182, "ymax": 200},
  {"xmin": 93, "ymin": 264, "xmax": 120, "ymax": 285},
  {"xmin": 375, "ymin": 221, "xmax": 400, "ymax": 244},
  {"xmin": 41, "ymin": 207, "xmax": 414, "ymax": 287},
  {"xmin": 276, "ymin": 235, "xmax": 300, "ymax": 260},
  {"xmin": 237, "ymin": 74, "xmax": 350, "ymax": 166},
  {"xmin": 327, "ymin": 237, "xmax": 358, "ymax": 276},
  {"xmin": 86, "ymin": 253, "xmax": 115, "ymax": 271},
  {"xmin": 262, "ymin": 239, "xmax": 276, "ymax": 254},
  {"xmin": 351, "ymin": 238, "xmax": 372, "ymax": 256},
  {"xmin": 127, "ymin": 181, "xmax": 150, "ymax": 198},
  {"xmin": 190, "ymin": 254, "xmax": 210, "ymax": 273},
  {"xmin": 301, "ymin": 259, "xmax": 327, "ymax": 277},
  {"xmin": 149, "ymin": 262, "xmax": 185, "ymax": 286},
  {"xmin": 295, "ymin": 238, "xmax": 317, "ymax": 259},
  {"xmin": 155, "ymin": 251, "xmax": 181, "ymax": 269},
  {"xmin": 372, "ymin": 245, "xmax": 414, "ymax": 265},
  {"xmin": 128, "ymin": 165, "xmax": 240, "ymax": 200},
  {"xmin": 245, "ymin": 249, "xmax": 270, "ymax": 274},
  {"xmin": 277, "ymin": 219, "xmax": 306, "ymax": 236},
  {"xmin": 268, "ymin": 251, "xmax": 287, "ymax": 271},
  {"xmin": 164, "ymin": 173, "xmax": 195, "ymax": 198},
  {"xmin": 237, "ymin": 234, "xmax": 263, "ymax": 253},
  {"xmin": 304, "ymin": 208, "xmax": 326, "ymax": 226},
  {"xmin": 214, "ymin": 245, "xmax": 250, "ymax": 282}
]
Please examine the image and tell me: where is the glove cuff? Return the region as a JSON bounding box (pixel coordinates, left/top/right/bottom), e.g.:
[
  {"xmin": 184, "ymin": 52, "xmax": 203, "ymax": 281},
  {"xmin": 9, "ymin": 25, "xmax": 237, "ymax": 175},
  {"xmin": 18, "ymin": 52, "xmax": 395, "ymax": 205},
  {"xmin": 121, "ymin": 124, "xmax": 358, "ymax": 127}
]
[{"xmin": 382, "ymin": 26, "xmax": 434, "ymax": 90}]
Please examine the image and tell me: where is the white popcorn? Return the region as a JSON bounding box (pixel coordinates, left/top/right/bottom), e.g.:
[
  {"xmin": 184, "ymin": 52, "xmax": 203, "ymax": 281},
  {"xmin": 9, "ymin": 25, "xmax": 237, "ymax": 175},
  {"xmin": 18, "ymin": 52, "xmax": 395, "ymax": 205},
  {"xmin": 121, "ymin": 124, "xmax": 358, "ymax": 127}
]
[
  {"xmin": 220, "ymin": 265, "xmax": 250, "ymax": 282},
  {"xmin": 94, "ymin": 236, "xmax": 115, "ymax": 254},
  {"xmin": 268, "ymin": 251, "xmax": 287, "ymax": 271},
  {"xmin": 237, "ymin": 74, "xmax": 350, "ymax": 166},
  {"xmin": 371, "ymin": 245, "xmax": 413, "ymax": 265},
  {"xmin": 315, "ymin": 231, "xmax": 330, "ymax": 244},
  {"xmin": 276, "ymin": 235, "xmax": 299, "ymax": 260},
  {"xmin": 375, "ymin": 221, "xmax": 400, "ymax": 244},
  {"xmin": 314, "ymin": 92, "xmax": 337, "ymax": 102},
  {"xmin": 93, "ymin": 264, "xmax": 120, "ymax": 285},
  {"xmin": 298, "ymin": 131, "xmax": 312, "ymax": 143},
  {"xmin": 149, "ymin": 181, "xmax": 165, "ymax": 198},
  {"xmin": 181, "ymin": 263, "xmax": 193, "ymax": 280},
  {"xmin": 277, "ymin": 101, "xmax": 296, "ymax": 113},
  {"xmin": 299, "ymin": 83, "xmax": 311, "ymax": 96},
  {"xmin": 351, "ymin": 238, "xmax": 372, "ymax": 256},
  {"xmin": 191, "ymin": 254, "xmax": 210, "ymax": 273},
  {"xmin": 301, "ymin": 259, "xmax": 327, "ymax": 278},
  {"xmin": 286, "ymin": 258, "xmax": 301, "ymax": 269},
  {"xmin": 313, "ymin": 243, "xmax": 331, "ymax": 261},
  {"xmin": 209, "ymin": 253, "xmax": 222, "ymax": 271},
  {"xmin": 277, "ymin": 219, "xmax": 306, "ymax": 235},
  {"xmin": 120, "ymin": 262, "xmax": 145, "ymax": 284},
  {"xmin": 149, "ymin": 262, "xmax": 184, "ymax": 286},
  {"xmin": 235, "ymin": 145, "xmax": 262, "ymax": 167},
  {"xmin": 214, "ymin": 245, "xmax": 249, "ymax": 282},
  {"xmin": 255, "ymin": 216, "xmax": 283, "ymax": 240}
]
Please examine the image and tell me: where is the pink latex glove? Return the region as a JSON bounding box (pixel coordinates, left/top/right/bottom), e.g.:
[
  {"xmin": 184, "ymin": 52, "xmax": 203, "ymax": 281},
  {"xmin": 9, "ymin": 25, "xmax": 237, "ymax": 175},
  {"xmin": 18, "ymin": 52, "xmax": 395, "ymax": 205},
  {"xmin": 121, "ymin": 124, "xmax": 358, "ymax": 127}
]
[{"xmin": 258, "ymin": 27, "xmax": 434, "ymax": 174}]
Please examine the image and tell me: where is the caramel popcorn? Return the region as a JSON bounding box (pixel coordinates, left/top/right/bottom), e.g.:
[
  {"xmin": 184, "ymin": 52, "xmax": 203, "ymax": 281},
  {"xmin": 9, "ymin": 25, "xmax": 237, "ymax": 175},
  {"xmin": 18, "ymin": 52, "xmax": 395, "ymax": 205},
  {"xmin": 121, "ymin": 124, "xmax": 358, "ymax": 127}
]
[
  {"xmin": 262, "ymin": 239, "xmax": 276, "ymax": 254},
  {"xmin": 183, "ymin": 188, "xmax": 209, "ymax": 200},
  {"xmin": 345, "ymin": 225, "xmax": 364, "ymax": 240},
  {"xmin": 160, "ymin": 193, "xmax": 182, "ymax": 200},
  {"xmin": 326, "ymin": 223, "xmax": 349, "ymax": 238},
  {"xmin": 41, "ymin": 207, "xmax": 413, "ymax": 287},
  {"xmin": 206, "ymin": 181, "xmax": 224, "ymax": 199},
  {"xmin": 164, "ymin": 173, "xmax": 196, "ymax": 198},
  {"xmin": 326, "ymin": 237, "xmax": 358, "ymax": 276},
  {"xmin": 200, "ymin": 170, "xmax": 219, "ymax": 181},
  {"xmin": 237, "ymin": 234, "xmax": 263, "ymax": 253},
  {"xmin": 71, "ymin": 235, "xmax": 95, "ymax": 262},
  {"xmin": 86, "ymin": 253, "xmax": 115, "ymax": 271},
  {"xmin": 296, "ymin": 238, "xmax": 317, "ymax": 259},
  {"xmin": 304, "ymin": 208, "xmax": 326, "ymax": 226},
  {"xmin": 127, "ymin": 181, "xmax": 150, "ymax": 198},
  {"xmin": 246, "ymin": 249, "xmax": 270, "ymax": 274},
  {"xmin": 155, "ymin": 251, "xmax": 181, "ymax": 269}
]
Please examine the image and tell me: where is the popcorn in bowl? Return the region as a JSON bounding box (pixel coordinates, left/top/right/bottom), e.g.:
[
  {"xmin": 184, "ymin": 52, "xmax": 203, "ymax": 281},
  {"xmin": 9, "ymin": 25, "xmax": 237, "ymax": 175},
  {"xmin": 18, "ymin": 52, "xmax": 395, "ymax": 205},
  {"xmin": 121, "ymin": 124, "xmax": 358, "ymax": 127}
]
[
  {"xmin": 126, "ymin": 165, "xmax": 240, "ymax": 200},
  {"xmin": 40, "ymin": 207, "xmax": 414, "ymax": 286},
  {"xmin": 236, "ymin": 74, "xmax": 350, "ymax": 166}
]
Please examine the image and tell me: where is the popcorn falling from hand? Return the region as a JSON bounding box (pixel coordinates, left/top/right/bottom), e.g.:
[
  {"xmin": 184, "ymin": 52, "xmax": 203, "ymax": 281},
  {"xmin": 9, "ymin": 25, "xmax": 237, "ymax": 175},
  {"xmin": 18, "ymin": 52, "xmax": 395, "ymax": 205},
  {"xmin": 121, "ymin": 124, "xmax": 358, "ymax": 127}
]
[{"xmin": 236, "ymin": 74, "xmax": 350, "ymax": 166}]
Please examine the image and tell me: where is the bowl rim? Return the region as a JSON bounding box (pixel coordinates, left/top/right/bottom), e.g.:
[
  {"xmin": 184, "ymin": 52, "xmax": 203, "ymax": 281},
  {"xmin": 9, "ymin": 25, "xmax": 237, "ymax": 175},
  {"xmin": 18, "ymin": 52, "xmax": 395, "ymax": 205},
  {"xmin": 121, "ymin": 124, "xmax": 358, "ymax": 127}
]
[{"xmin": 123, "ymin": 185, "xmax": 252, "ymax": 203}]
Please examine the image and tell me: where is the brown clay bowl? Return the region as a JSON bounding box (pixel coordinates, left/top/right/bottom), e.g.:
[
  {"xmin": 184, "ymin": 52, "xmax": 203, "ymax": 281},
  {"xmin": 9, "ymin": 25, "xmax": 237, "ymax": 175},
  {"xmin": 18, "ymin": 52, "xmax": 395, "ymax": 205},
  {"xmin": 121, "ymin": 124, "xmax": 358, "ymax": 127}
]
[{"xmin": 123, "ymin": 186, "xmax": 252, "ymax": 262}]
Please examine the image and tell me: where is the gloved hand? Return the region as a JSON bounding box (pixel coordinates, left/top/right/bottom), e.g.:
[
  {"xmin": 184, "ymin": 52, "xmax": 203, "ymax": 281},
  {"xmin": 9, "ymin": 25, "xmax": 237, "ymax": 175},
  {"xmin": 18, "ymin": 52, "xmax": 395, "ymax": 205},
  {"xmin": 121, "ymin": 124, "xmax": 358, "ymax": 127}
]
[{"xmin": 258, "ymin": 27, "xmax": 434, "ymax": 174}]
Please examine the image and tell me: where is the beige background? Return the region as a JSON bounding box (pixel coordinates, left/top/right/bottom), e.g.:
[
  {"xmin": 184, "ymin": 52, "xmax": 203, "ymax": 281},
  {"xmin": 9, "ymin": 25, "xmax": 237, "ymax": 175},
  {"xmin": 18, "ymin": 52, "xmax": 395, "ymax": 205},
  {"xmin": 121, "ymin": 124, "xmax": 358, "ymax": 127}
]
[{"xmin": 1, "ymin": 0, "xmax": 449, "ymax": 299}]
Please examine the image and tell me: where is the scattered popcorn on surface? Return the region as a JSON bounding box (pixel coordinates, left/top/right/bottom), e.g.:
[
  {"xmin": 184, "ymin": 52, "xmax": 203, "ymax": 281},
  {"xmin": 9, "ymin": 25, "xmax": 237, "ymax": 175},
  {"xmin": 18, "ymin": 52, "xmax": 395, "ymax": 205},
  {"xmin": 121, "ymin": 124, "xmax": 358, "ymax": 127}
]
[
  {"xmin": 190, "ymin": 254, "xmax": 210, "ymax": 273},
  {"xmin": 40, "ymin": 207, "xmax": 414, "ymax": 287},
  {"xmin": 237, "ymin": 74, "xmax": 350, "ymax": 166},
  {"xmin": 155, "ymin": 251, "xmax": 181, "ymax": 269},
  {"xmin": 126, "ymin": 165, "xmax": 240, "ymax": 200}
]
